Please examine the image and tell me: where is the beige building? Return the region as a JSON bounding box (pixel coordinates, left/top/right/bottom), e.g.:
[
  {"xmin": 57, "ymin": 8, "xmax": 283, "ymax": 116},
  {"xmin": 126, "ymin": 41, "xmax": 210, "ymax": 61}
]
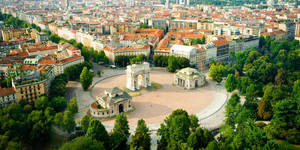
[
  {"xmin": 1, "ymin": 29, "xmax": 27, "ymax": 42},
  {"xmin": 174, "ymin": 67, "xmax": 206, "ymax": 90},
  {"xmin": 12, "ymin": 74, "xmax": 48, "ymax": 103},
  {"xmin": 11, "ymin": 66, "xmax": 55, "ymax": 103},
  {"xmin": 54, "ymin": 55, "xmax": 84, "ymax": 76},
  {"xmin": 104, "ymin": 44, "xmax": 151, "ymax": 63},
  {"xmin": 90, "ymin": 87, "xmax": 132, "ymax": 118},
  {"xmin": 0, "ymin": 88, "xmax": 17, "ymax": 107},
  {"xmin": 197, "ymin": 21, "xmax": 214, "ymax": 31}
]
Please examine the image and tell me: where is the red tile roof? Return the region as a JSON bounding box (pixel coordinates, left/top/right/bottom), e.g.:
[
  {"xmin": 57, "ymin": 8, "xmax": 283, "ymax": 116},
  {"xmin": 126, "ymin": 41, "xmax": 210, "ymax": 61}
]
[
  {"xmin": 57, "ymin": 55, "xmax": 82, "ymax": 64},
  {"xmin": 0, "ymin": 88, "xmax": 15, "ymax": 96},
  {"xmin": 212, "ymin": 40, "xmax": 230, "ymax": 47},
  {"xmin": 27, "ymin": 46, "xmax": 58, "ymax": 53},
  {"xmin": 0, "ymin": 38, "xmax": 28, "ymax": 45}
]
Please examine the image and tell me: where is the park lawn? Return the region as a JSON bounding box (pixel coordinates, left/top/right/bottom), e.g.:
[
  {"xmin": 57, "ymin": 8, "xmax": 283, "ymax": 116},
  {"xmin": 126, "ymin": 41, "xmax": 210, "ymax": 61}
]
[
  {"xmin": 118, "ymin": 86, "xmax": 142, "ymax": 97},
  {"xmin": 146, "ymin": 81, "xmax": 163, "ymax": 91}
]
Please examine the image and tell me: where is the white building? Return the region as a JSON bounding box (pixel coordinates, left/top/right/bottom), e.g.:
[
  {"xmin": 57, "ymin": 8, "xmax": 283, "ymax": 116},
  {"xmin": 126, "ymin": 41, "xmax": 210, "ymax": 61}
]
[
  {"xmin": 58, "ymin": 27, "xmax": 76, "ymax": 41},
  {"xmin": 204, "ymin": 42, "xmax": 217, "ymax": 62},
  {"xmin": 174, "ymin": 68, "xmax": 206, "ymax": 90},
  {"xmin": 54, "ymin": 55, "xmax": 84, "ymax": 76},
  {"xmin": 0, "ymin": 88, "xmax": 16, "ymax": 107},
  {"xmin": 170, "ymin": 44, "xmax": 197, "ymax": 66},
  {"xmin": 90, "ymin": 87, "xmax": 132, "ymax": 118}
]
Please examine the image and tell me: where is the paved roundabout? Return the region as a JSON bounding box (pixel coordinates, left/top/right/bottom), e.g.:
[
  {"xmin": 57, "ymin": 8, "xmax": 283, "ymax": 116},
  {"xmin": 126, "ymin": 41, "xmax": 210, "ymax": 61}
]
[
  {"xmin": 74, "ymin": 68, "xmax": 228, "ymax": 130},
  {"xmin": 70, "ymin": 68, "xmax": 228, "ymax": 149}
]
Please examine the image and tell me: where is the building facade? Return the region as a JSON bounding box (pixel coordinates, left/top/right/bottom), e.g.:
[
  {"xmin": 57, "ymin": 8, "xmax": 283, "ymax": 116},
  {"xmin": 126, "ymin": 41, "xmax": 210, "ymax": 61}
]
[
  {"xmin": 90, "ymin": 87, "xmax": 132, "ymax": 118},
  {"xmin": 0, "ymin": 88, "xmax": 16, "ymax": 107},
  {"xmin": 279, "ymin": 21, "xmax": 295, "ymax": 40},
  {"xmin": 170, "ymin": 44, "xmax": 197, "ymax": 66},
  {"xmin": 174, "ymin": 67, "xmax": 206, "ymax": 89}
]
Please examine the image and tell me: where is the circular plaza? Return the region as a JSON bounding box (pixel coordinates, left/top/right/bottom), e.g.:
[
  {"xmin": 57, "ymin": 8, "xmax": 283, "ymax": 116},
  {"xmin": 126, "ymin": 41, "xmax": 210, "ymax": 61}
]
[{"xmin": 91, "ymin": 69, "xmax": 218, "ymax": 126}]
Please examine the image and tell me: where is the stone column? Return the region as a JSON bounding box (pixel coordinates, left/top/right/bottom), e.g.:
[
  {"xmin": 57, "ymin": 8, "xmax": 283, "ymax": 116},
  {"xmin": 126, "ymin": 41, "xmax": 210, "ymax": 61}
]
[
  {"xmin": 147, "ymin": 72, "xmax": 151, "ymax": 87},
  {"xmin": 135, "ymin": 78, "xmax": 140, "ymax": 90},
  {"xmin": 143, "ymin": 74, "xmax": 147, "ymax": 88}
]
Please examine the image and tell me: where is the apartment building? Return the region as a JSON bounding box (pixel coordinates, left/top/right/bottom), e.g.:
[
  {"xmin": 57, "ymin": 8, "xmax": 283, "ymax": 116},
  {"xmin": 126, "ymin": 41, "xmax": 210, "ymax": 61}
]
[
  {"xmin": 104, "ymin": 44, "xmax": 151, "ymax": 63},
  {"xmin": 1, "ymin": 29, "xmax": 27, "ymax": 42},
  {"xmin": 0, "ymin": 38, "xmax": 34, "ymax": 55},
  {"xmin": 212, "ymin": 39, "xmax": 230, "ymax": 62},
  {"xmin": 279, "ymin": 21, "xmax": 295, "ymax": 40},
  {"xmin": 170, "ymin": 44, "xmax": 197, "ymax": 66},
  {"xmin": 12, "ymin": 66, "xmax": 55, "ymax": 103},
  {"xmin": 170, "ymin": 19, "xmax": 197, "ymax": 30},
  {"xmin": 0, "ymin": 88, "xmax": 16, "ymax": 107},
  {"xmin": 54, "ymin": 55, "xmax": 84, "ymax": 76}
]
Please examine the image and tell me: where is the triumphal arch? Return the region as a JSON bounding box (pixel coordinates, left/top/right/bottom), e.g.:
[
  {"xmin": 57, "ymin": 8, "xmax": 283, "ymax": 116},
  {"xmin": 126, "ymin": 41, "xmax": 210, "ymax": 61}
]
[{"xmin": 126, "ymin": 62, "xmax": 151, "ymax": 91}]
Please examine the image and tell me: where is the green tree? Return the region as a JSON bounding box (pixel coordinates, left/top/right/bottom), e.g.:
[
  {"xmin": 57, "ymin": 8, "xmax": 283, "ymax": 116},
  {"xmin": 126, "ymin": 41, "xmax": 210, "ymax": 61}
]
[
  {"xmin": 81, "ymin": 115, "xmax": 90, "ymax": 133},
  {"xmin": 225, "ymin": 74, "xmax": 237, "ymax": 92},
  {"xmin": 68, "ymin": 97, "xmax": 78, "ymax": 114},
  {"xmin": 86, "ymin": 119, "xmax": 110, "ymax": 149},
  {"xmin": 130, "ymin": 54, "xmax": 147, "ymax": 64},
  {"xmin": 167, "ymin": 56, "xmax": 178, "ymax": 72},
  {"xmin": 113, "ymin": 113, "xmax": 130, "ymax": 138},
  {"xmin": 111, "ymin": 112, "xmax": 130, "ymax": 150},
  {"xmin": 204, "ymin": 141, "xmax": 219, "ymax": 150},
  {"xmin": 49, "ymin": 34, "xmax": 61, "ymax": 43},
  {"xmin": 157, "ymin": 109, "xmax": 191, "ymax": 150},
  {"xmin": 51, "ymin": 96, "xmax": 67, "ymax": 112},
  {"xmin": 62, "ymin": 110, "xmax": 75, "ymax": 133},
  {"xmin": 259, "ymin": 36, "xmax": 266, "ymax": 49},
  {"xmin": 257, "ymin": 99, "xmax": 272, "ymax": 120},
  {"xmin": 28, "ymin": 110, "xmax": 52, "ymax": 144},
  {"xmin": 80, "ymin": 67, "xmax": 93, "ymax": 91},
  {"xmin": 225, "ymin": 93, "xmax": 241, "ymax": 127},
  {"xmin": 130, "ymin": 119, "xmax": 151, "ymax": 150},
  {"xmin": 292, "ymin": 79, "xmax": 300, "ymax": 97},
  {"xmin": 187, "ymin": 128, "xmax": 214, "ymax": 150},
  {"xmin": 97, "ymin": 70, "xmax": 102, "ymax": 77},
  {"xmin": 54, "ymin": 112, "xmax": 63, "ymax": 128},
  {"xmin": 50, "ymin": 75, "xmax": 67, "ymax": 98},
  {"xmin": 261, "ymin": 84, "xmax": 287, "ymax": 107},
  {"xmin": 59, "ymin": 136, "xmax": 105, "ymax": 150},
  {"xmin": 189, "ymin": 114, "xmax": 199, "ymax": 132},
  {"xmin": 34, "ymin": 96, "xmax": 50, "ymax": 110},
  {"xmin": 237, "ymin": 76, "xmax": 252, "ymax": 94},
  {"xmin": 267, "ymin": 97, "xmax": 300, "ymax": 144},
  {"xmin": 209, "ymin": 64, "xmax": 226, "ymax": 83},
  {"xmin": 177, "ymin": 57, "xmax": 190, "ymax": 69}
]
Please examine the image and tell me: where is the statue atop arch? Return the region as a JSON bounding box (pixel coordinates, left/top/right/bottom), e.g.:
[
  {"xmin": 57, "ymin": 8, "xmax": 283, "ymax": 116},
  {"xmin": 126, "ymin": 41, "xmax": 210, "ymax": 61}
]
[{"xmin": 126, "ymin": 62, "xmax": 151, "ymax": 91}]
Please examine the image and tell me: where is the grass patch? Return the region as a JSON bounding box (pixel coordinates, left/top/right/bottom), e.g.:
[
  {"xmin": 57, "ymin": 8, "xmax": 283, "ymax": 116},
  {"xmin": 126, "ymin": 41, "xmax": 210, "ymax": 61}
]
[
  {"xmin": 146, "ymin": 81, "xmax": 163, "ymax": 91},
  {"xmin": 118, "ymin": 86, "xmax": 142, "ymax": 97}
]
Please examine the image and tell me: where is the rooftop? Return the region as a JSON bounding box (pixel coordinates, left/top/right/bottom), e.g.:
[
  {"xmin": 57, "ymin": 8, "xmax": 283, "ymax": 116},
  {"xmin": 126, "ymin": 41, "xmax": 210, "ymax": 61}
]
[
  {"xmin": 176, "ymin": 67, "xmax": 204, "ymax": 80},
  {"xmin": 0, "ymin": 88, "xmax": 15, "ymax": 97}
]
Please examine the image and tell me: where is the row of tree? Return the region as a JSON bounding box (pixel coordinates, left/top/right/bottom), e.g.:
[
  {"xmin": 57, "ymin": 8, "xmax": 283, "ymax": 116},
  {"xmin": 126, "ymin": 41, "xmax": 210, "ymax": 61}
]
[
  {"xmin": 114, "ymin": 54, "xmax": 147, "ymax": 67},
  {"xmin": 153, "ymin": 55, "xmax": 190, "ymax": 72},
  {"xmin": 59, "ymin": 112, "xmax": 150, "ymax": 150},
  {"xmin": 59, "ymin": 109, "xmax": 217, "ymax": 150},
  {"xmin": 0, "ymin": 12, "xmax": 41, "ymax": 31}
]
